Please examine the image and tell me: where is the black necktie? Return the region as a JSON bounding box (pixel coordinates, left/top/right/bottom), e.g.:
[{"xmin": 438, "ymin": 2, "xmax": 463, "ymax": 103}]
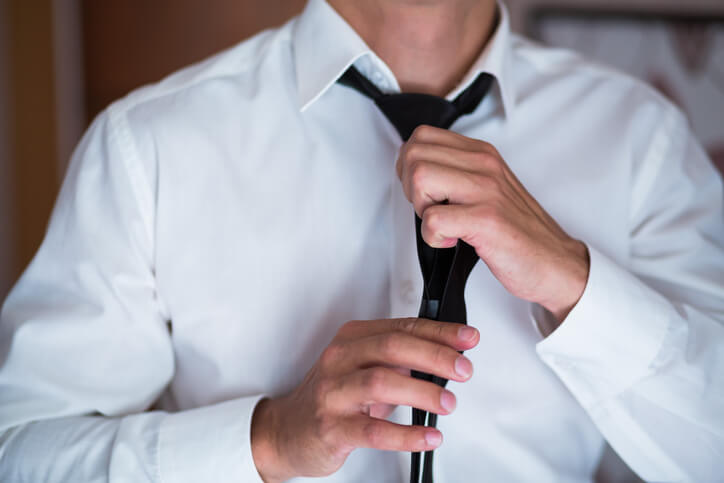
[{"xmin": 339, "ymin": 66, "xmax": 494, "ymax": 483}]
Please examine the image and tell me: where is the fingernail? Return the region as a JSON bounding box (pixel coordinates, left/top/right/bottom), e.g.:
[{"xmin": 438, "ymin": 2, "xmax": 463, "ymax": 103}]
[
  {"xmin": 440, "ymin": 390, "xmax": 456, "ymax": 413},
  {"xmin": 458, "ymin": 326, "xmax": 477, "ymax": 341},
  {"xmin": 425, "ymin": 430, "xmax": 442, "ymax": 448},
  {"xmin": 455, "ymin": 356, "xmax": 473, "ymax": 379}
]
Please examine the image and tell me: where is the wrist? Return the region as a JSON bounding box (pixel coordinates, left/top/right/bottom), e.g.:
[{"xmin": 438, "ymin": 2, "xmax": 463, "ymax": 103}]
[
  {"xmin": 251, "ymin": 397, "xmax": 289, "ymax": 483},
  {"xmin": 543, "ymin": 240, "xmax": 590, "ymax": 324}
]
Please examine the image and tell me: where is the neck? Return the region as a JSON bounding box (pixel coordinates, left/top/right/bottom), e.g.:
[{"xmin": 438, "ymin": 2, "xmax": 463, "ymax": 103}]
[{"xmin": 328, "ymin": 0, "xmax": 498, "ymax": 96}]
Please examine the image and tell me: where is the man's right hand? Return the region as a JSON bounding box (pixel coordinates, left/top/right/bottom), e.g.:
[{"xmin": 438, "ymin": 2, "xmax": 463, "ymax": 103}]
[{"xmin": 250, "ymin": 317, "xmax": 479, "ymax": 483}]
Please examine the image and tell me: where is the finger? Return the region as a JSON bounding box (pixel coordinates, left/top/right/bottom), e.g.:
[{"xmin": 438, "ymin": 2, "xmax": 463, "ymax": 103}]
[
  {"xmin": 407, "ymin": 125, "xmax": 495, "ymax": 154},
  {"xmin": 397, "ymin": 140, "xmax": 502, "ymax": 182},
  {"xmin": 341, "ymin": 414, "xmax": 443, "ymax": 452},
  {"xmin": 338, "ymin": 318, "xmax": 479, "ymax": 351},
  {"xmin": 402, "ymin": 128, "xmax": 535, "ymax": 218},
  {"xmin": 420, "ymin": 203, "xmax": 492, "ymax": 249},
  {"xmin": 403, "ymin": 127, "xmax": 516, "ymax": 197},
  {"xmin": 328, "ymin": 367, "xmax": 457, "ymax": 416},
  {"xmin": 402, "ymin": 160, "xmax": 488, "ymax": 216},
  {"xmin": 397, "ymin": 143, "xmax": 479, "ymax": 181},
  {"xmin": 337, "ymin": 331, "xmax": 474, "ymax": 382}
]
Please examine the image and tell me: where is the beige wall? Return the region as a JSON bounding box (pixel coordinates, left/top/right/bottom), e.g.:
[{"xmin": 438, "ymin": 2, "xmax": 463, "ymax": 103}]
[
  {"xmin": 0, "ymin": 0, "xmax": 85, "ymax": 301},
  {"xmin": 53, "ymin": 0, "xmax": 86, "ymax": 177},
  {"xmin": 1, "ymin": 0, "xmax": 60, "ymax": 303},
  {"xmin": 0, "ymin": 1, "xmax": 721, "ymax": 480},
  {"xmin": 1, "ymin": 0, "xmax": 723, "ymax": 298},
  {"xmin": 0, "ymin": 0, "xmax": 17, "ymax": 301}
]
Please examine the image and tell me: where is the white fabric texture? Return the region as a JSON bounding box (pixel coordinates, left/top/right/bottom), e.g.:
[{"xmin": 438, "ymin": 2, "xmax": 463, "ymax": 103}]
[{"xmin": 1, "ymin": 0, "xmax": 723, "ymax": 482}]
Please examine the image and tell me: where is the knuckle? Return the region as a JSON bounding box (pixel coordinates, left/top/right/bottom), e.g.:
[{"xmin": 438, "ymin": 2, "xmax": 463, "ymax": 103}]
[
  {"xmin": 397, "ymin": 317, "xmax": 418, "ymax": 333},
  {"xmin": 339, "ymin": 319, "xmax": 360, "ymax": 334},
  {"xmin": 409, "ymin": 163, "xmax": 428, "ymax": 207},
  {"xmin": 411, "ymin": 124, "xmax": 433, "ymax": 141},
  {"xmin": 313, "ymin": 378, "xmax": 334, "ymax": 408},
  {"xmin": 477, "ymin": 140, "xmax": 494, "ymax": 150},
  {"xmin": 379, "ymin": 332, "xmax": 404, "ymax": 358},
  {"xmin": 316, "ymin": 413, "xmax": 339, "ymax": 448},
  {"xmin": 478, "ymin": 204, "xmax": 503, "ymax": 230},
  {"xmin": 476, "ymin": 151, "xmax": 502, "ymax": 172},
  {"xmin": 408, "ymin": 161, "xmax": 430, "ymax": 198},
  {"xmin": 362, "ymin": 368, "xmax": 388, "ymax": 396},
  {"xmin": 315, "ymin": 410, "xmax": 334, "ymax": 433},
  {"xmin": 408, "ymin": 429, "xmax": 426, "ymax": 450},
  {"xmin": 487, "ymin": 144, "xmax": 502, "ymax": 159},
  {"xmin": 412, "ymin": 191, "xmax": 427, "ymax": 216},
  {"xmin": 432, "ymin": 344, "xmax": 450, "ymax": 372},
  {"xmin": 320, "ymin": 344, "xmax": 343, "ymax": 368},
  {"xmin": 433, "ymin": 322, "xmax": 446, "ymax": 341},
  {"xmin": 404, "ymin": 143, "xmax": 424, "ymax": 164},
  {"xmin": 363, "ymin": 420, "xmax": 384, "ymax": 447},
  {"xmin": 409, "ymin": 160, "xmax": 429, "ymax": 188},
  {"xmin": 424, "ymin": 208, "xmax": 444, "ymax": 234},
  {"xmin": 472, "ymin": 173, "xmax": 496, "ymax": 192}
]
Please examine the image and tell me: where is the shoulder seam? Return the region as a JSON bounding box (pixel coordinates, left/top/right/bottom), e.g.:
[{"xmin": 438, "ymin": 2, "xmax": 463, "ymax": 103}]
[{"xmin": 106, "ymin": 104, "xmax": 155, "ymax": 247}]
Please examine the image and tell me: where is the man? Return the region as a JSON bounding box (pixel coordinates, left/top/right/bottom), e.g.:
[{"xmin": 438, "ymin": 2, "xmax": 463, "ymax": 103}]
[{"xmin": 0, "ymin": 0, "xmax": 722, "ymax": 481}]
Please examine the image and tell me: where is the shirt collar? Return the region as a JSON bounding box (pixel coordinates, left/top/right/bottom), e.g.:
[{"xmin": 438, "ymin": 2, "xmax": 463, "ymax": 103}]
[
  {"xmin": 446, "ymin": 1, "xmax": 515, "ymax": 119},
  {"xmin": 292, "ymin": 0, "xmax": 515, "ymax": 119}
]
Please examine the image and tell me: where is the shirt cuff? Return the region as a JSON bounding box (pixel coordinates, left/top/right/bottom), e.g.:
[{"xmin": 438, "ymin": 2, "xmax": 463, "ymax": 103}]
[
  {"xmin": 533, "ymin": 244, "xmax": 671, "ymax": 409},
  {"xmin": 159, "ymin": 395, "xmax": 266, "ymax": 483}
]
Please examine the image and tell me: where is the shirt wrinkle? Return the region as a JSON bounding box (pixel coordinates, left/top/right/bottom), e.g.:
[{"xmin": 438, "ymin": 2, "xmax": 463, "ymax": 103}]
[{"xmin": 1, "ymin": 1, "xmax": 723, "ymax": 482}]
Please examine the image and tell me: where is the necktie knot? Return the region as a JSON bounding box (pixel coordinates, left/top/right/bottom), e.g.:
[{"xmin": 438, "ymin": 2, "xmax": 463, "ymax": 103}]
[
  {"xmin": 339, "ymin": 65, "xmax": 493, "ymax": 140},
  {"xmin": 376, "ymin": 94, "xmax": 459, "ymax": 141}
]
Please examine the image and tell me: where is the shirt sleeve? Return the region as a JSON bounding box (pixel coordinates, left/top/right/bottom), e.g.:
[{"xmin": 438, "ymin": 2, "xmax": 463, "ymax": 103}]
[
  {"xmin": 0, "ymin": 105, "xmax": 265, "ymax": 483},
  {"xmin": 533, "ymin": 104, "xmax": 724, "ymax": 482}
]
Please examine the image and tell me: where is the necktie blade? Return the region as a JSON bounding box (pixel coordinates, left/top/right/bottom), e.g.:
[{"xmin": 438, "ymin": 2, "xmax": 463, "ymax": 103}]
[
  {"xmin": 338, "ymin": 66, "xmax": 385, "ymax": 100},
  {"xmin": 338, "ymin": 65, "xmax": 493, "ymax": 483},
  {"xmin": 453, "ymin": 73, "xmax": 494, "ymax": 115}
]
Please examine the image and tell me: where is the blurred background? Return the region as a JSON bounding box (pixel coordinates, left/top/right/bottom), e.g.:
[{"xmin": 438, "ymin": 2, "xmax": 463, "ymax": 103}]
[
  {"xmin": 0, "ymin": 1, "xmax": 722, "ymax": 481},
  {"xmin": 1, "ymin": 0, "xmax": 723, "ymax": 300}
]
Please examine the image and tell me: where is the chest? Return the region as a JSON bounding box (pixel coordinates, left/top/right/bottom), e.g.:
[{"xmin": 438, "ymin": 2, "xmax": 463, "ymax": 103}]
[{"xmin": 151, "ymin": 94, "xmax": 631, "ymax": 407}]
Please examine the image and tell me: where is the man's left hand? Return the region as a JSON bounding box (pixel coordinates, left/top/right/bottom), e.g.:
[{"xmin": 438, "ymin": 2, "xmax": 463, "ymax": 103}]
[{"xmin": 396, "ymin": 125, "xmax": 590, "ymax": 323}]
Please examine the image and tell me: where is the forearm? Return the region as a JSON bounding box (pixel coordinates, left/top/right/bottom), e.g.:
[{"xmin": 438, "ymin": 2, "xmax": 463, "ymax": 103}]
[
  {"xmin": 251, "ymin": 397, "xmax": 288, "ymax": 483},
  {"xmin": 250, "ymin": 395, "xmax": 326, "ymax": 483}
]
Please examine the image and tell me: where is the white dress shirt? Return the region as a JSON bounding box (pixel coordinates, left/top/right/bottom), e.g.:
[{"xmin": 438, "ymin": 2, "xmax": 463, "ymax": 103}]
[{"xmin": 1, "ymin": 1, "xmax": 723, "ymax": 482}]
